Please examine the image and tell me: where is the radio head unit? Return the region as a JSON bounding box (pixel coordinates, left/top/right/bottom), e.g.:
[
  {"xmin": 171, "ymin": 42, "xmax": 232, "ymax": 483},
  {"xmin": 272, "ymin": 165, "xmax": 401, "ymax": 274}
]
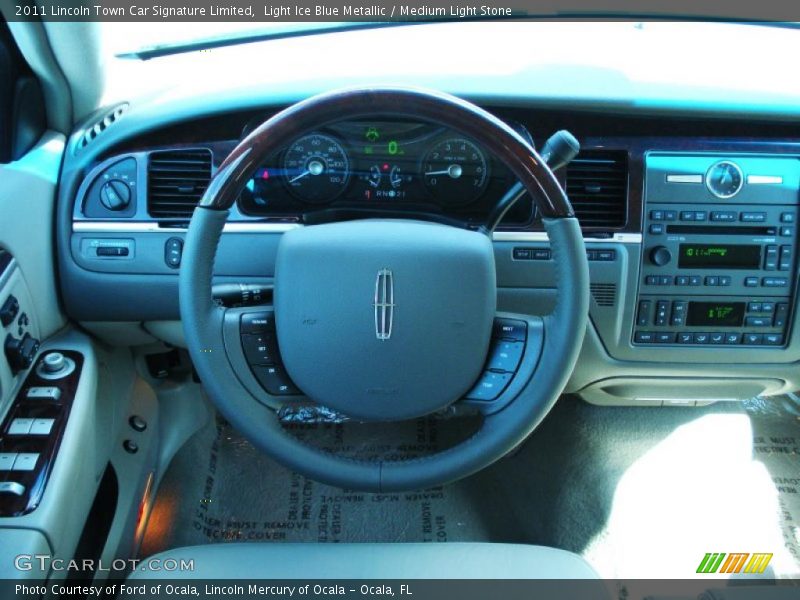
[{"xmin": 636, "ymin": 153, "xmax": 800, "ymax": 347}]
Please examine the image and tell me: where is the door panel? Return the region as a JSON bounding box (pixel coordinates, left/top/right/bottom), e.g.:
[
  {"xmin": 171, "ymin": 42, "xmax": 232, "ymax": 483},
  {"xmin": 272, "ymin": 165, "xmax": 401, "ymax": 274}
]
[{"xmin": 0, "ymin": 132, "xmax": 65, "ymax": 409}]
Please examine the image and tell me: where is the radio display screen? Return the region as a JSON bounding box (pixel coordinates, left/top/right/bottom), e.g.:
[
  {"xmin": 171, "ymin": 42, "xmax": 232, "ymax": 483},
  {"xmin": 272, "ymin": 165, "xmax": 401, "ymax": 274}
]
[
  {"xmin": 687, "ymin": 302, "xmax": 746, "ymax": 327},
  {"xmin": 678, "ymin": 244, "xmax": 762, "ymax": 269}
]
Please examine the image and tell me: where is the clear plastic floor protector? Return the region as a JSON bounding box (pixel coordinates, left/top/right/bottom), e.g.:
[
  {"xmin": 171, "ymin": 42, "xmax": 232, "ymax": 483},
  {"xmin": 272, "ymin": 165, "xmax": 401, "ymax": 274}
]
[
  {"xmin": 141, "ymin": 413, "xmax": 486, "ymax": 553},
  {"xmin": 140, "ymin": 396, "xmax": 800, "ymax": 584}
]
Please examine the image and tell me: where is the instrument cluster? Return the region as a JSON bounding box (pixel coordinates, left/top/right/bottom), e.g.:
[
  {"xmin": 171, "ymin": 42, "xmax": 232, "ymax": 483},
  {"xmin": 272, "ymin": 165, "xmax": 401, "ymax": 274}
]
[{"xmin": 238, "ymin": 119, "xmax": 533, "ymax": 225}]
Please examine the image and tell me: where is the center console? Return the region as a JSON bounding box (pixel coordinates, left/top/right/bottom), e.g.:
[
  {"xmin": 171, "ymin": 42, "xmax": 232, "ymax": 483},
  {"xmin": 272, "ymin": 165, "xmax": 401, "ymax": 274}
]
[{"xmin": 635, "ymin": 154, "xmax": 800, "ymax": 348}]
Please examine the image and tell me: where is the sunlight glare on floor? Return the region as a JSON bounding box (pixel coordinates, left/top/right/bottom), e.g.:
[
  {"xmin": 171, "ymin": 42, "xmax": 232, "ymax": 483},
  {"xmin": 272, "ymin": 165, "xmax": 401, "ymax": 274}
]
[{"xmin": 584, "ymin": 413, "xmax": 797, "ymax": 580}]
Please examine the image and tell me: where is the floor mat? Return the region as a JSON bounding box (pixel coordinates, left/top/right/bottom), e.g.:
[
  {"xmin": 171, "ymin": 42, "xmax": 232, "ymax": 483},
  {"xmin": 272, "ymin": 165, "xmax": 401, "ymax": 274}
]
[
  {"xmin": 140, "ymin": 395, "xmax": 800, "ymax": 581},
  {"xmin": 140, "ymin": 414, "xmax": 488, "ymax": 552}
]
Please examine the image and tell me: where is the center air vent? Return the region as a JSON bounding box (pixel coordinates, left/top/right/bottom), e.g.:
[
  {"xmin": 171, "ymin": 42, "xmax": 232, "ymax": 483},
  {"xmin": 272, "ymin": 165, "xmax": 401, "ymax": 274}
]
[
  {"xmin": 565, "ymin": 150, "xmax": 629, "ymax": 228},
  {"xmin": 147, "ymin": 149, "xmax": 212, "ymax": 218}
]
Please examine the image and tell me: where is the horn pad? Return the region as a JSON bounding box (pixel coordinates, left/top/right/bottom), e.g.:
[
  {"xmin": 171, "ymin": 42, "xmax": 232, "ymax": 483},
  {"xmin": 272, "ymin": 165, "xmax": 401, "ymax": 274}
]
[{"xmin": 274, "ymin": 220, "xmax": 496, "ymax": 421}]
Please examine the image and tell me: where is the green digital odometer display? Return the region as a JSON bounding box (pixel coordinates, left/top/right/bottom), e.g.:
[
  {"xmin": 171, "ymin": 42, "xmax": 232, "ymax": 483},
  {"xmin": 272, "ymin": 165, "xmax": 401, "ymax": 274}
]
[
  {"xmin": 678, "ymin": 244, "xmax": 761, "ymax": 269},
  {"xmin": 687, "ymin": 302, "xmax": 745, "ymax": 327}
]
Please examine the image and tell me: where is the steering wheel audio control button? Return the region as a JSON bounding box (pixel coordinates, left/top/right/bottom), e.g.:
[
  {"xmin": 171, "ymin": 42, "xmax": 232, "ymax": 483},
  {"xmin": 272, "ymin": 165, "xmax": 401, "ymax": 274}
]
[
  {"xmin": 492, "ymin": 318, "xmax": 527, "ymax": 342},
  {"xmin": 466, "ymin": 371, "xmax": 513, "ymax": 401},
  {"xmin": 487, "ymin": 340, "xmax": 525, "ymax": 373},
  {"xmin": 252, "ymin": 365, "xmax": 301, "ymax": 396}
]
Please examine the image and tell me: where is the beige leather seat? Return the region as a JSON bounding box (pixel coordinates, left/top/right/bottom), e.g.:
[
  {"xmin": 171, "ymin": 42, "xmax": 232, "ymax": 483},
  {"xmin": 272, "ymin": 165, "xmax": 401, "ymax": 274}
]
[{"xmin": 129, "ymin": 542, "xmax": 601, "ymax": 579}]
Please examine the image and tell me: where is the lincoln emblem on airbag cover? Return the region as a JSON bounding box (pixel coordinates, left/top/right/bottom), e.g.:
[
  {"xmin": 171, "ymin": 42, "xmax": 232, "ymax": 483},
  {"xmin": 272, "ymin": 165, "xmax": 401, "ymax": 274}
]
[{"xmin": 374, "ymin": 268, "xmax": 394, "ymax": 340}]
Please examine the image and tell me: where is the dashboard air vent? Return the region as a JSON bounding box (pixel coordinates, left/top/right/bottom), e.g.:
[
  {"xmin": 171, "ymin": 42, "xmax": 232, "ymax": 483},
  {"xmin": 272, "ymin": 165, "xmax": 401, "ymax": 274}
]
[
  {"xmin": 147, "ymin": 149, "xmax": 212, "ymax": 218},
  {"xmin": 77, "ymin": 103, "xmax": 128, "ymax": 151},
  {"xmin": 565, "ymin": 150, "xmax": 628, "ymax": 228}
]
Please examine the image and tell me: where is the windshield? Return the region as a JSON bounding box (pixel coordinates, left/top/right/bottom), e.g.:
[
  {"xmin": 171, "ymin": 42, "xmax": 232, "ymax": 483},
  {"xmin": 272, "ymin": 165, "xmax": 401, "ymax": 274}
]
[{"xmin": 103, "ymin": 22, "xmax": 374, "ymax": 58}]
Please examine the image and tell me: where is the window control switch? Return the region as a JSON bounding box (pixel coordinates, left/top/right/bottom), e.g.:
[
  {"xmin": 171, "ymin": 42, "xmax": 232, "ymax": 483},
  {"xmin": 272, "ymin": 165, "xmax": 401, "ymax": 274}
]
[
  {"xmin": 12, "ymin": 453, "xmax": 39, "ymax": 472},
  {"xmin": 29, "ymin": 418, "xmax": 55, "ymax": 436},
  {"xmin": 7, "ymin": 418, "xmax": 34, "ymax": 435}
]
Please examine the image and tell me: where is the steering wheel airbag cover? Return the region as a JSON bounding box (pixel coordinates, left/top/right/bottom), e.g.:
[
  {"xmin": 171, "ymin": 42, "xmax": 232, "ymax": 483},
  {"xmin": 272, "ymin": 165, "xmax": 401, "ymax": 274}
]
[{"xmin": 274, "ymin": 220, "xmax": 496, "ymax": 420}]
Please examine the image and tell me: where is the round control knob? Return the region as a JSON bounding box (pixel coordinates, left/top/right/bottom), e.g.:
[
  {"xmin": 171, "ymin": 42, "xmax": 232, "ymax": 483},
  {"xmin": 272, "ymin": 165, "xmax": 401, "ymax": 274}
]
[
  {"xmin": 42, "ymin": 352, "xmax": 66, "ymax": 374},
  {"xmin": 99, "ymin": 179, "xmax": 131, "ymax": 211},
  {"xmin": 649, "ymin": 246, "xmax": 672, "ymax": 267}
]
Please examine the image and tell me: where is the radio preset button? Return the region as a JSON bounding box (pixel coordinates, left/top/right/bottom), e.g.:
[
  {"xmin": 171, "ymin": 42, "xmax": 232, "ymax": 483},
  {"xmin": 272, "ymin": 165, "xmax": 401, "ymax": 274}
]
[
  {"xmin": 704, "ymin": 276, "xmax": 719, "ymax": 286},
  {"xmin": 689, "ymin": 276, "xmax": 702, "ymax": 286},
  {"xmin": 719, "ymin": 276, "xmax": 731, "ymax": 286},
  {"xmin": 675, "ymin": 276, "xmax": 689, "ymax": 286}
]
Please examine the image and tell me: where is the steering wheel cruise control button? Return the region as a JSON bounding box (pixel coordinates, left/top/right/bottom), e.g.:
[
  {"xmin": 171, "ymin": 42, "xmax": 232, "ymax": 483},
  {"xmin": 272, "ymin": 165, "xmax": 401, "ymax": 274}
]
[
  {"xmin": 466, "ymin": 371, "xmax": 513, "ymax": 401},
  {"xmin": 252, "ymin": 366, "xmax": 301, "ymax": 396},
  {"xmin": 241, "ymin": 333, "xmax": 277, "ymax": 365}
]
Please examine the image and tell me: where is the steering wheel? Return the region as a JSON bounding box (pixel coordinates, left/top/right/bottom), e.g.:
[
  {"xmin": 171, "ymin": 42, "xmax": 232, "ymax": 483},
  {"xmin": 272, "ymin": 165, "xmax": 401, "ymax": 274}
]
[{"xmin": 180, "ymin": 87, "xmax": 589, "ymax": 492}]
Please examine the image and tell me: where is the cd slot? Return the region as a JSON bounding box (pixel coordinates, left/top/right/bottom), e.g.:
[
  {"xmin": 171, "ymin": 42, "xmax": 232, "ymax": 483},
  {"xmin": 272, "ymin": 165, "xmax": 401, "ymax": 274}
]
[{"xmin": 666, "ymin": 225, "xmax": 777, "ymax": 236}]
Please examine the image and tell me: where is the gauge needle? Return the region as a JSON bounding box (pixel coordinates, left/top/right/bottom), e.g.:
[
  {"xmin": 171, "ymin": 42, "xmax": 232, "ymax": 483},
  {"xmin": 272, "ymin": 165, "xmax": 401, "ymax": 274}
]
[
  {"xmin": 289, "ymin": 160, "xmax": 325, "ymax": 183},
  {"xmin": 289, "ymin": 170, "xmax": 310, "ymax": 183},
  {"xmin": 425, "ymin": 164, "xmax": 463, "ymax": 179}
]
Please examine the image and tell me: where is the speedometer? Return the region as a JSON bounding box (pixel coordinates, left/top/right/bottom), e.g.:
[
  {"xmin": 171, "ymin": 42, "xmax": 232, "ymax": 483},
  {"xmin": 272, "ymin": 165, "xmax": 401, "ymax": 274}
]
[
  {"xmin": 422, "ymin": 138, "xmax": 489, "ymax": 205},
  {"xmin": 283, "ymin": 133, "xmax": 350, "ymax": 203}
]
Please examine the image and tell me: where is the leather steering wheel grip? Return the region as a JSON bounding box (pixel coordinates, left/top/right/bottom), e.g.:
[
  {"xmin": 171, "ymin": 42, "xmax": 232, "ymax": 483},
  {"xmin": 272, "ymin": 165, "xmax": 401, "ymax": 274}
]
[{"xmin": 179, "ymin": 87, "xmax": 589, "ymax": 492}]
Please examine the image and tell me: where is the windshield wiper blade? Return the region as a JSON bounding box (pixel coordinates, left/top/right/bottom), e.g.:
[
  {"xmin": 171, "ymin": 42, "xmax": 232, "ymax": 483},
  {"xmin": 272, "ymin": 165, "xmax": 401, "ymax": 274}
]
[{"xmin": 116, "ymin": 22, "xmax": 414, "ymax": 60}]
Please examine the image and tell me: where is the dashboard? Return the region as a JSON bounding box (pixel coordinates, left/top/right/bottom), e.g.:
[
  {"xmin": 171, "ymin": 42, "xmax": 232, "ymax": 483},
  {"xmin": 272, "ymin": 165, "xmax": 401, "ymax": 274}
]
[
  {"xmin": 56, "ymin": 94, "xmax": 800, "ymax": 405},
  {"xmin": 239, "ymin": 120, "xmax": 532, "ymax": 226}
]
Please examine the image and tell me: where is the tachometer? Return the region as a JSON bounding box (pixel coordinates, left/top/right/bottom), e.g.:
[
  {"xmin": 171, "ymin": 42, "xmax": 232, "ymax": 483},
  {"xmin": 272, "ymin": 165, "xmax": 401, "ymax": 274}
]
[
  {"xmin": 422, "ymin": 138, "xmax": 489, "ymax": 204},
  {"xmin": 283, "ymin": 133, "xmax": 350, "ymax": 203}
]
